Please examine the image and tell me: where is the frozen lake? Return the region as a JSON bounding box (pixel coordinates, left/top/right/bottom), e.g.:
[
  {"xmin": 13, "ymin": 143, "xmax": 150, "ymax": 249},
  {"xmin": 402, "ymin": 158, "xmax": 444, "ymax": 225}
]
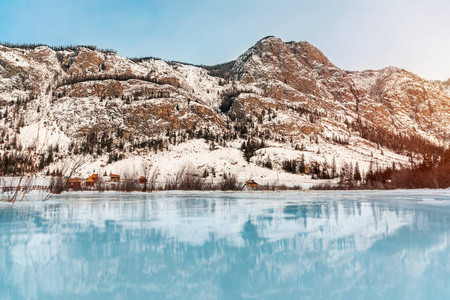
[{"xmin": 1, "ymin": 190, "xmax": 450, "ymax": 299}]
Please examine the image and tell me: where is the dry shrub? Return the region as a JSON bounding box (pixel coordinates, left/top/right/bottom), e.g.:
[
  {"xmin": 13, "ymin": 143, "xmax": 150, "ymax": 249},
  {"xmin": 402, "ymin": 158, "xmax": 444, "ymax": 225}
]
[
  {"xmin": 391, "ymin": 165, "xmax": 450, "ymax": 189},
  {"xmin": 117, "ymin": 173, "xmax": 138, "ymax": 192},
  {"xmin": 166, "ymin": 165, "xmax": 206, "ymax": 190},
  {"xmin": 217, "ymin": 174, "xmax": 241, "ymax": 191},
  {"xmin": 49, "ymin": 176, "xmax": 67, "ymax": 194},
  {"xmin": 96, "ymin": 178, "xmax": 106, "ymax": 192}
]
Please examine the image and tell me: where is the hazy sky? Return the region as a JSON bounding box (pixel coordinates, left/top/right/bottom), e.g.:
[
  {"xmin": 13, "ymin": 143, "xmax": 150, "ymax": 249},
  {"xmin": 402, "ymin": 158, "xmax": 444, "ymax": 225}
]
[{"xmin": 1, "ymin": 0, "xmax": 449, "ymax": 80}]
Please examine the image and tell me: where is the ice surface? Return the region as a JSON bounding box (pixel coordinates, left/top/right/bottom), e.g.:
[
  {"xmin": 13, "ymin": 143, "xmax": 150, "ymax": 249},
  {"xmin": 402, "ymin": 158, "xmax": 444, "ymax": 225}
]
[{"xmin": 0, "ymin": 190, "xmax": 449, "ymax": 299}]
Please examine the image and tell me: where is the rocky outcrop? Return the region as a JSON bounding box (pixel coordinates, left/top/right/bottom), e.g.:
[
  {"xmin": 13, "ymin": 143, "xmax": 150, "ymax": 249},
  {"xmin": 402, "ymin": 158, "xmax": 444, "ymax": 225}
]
[{"xmin": 231, "ymin": 37, "xmax": 450, "ymax": 142}]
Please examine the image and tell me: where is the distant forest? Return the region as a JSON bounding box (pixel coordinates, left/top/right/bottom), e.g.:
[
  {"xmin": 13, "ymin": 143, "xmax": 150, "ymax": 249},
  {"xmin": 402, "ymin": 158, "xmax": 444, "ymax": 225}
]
[
  {"xmin": 0, "ymin": 41, "xmax": 117, "ymax": 54},
  {"xmin": 310, "ymin": 148, "xmax": 450, "ymax": 190}
]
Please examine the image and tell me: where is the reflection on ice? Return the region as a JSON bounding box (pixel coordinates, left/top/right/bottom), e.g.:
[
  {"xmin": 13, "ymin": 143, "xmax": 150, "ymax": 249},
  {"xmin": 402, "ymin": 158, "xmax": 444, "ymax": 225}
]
[{"xmin": 1, "ymin": 191, "xmax": 450, "ymax": 299}]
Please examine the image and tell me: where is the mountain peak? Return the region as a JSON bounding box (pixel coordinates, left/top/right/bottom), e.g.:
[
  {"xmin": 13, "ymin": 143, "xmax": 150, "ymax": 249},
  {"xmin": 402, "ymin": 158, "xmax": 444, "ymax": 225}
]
[
  {"xmin": 249, "ymin": 36, "xmax": 331, "ymax": 66},
  {"xmin": 232, "ymin": 36, "xmax": 335, "ymax": 87},
  {"xmin": 255, "ymin": 35, "xmax": 283, "ymax": 44}
]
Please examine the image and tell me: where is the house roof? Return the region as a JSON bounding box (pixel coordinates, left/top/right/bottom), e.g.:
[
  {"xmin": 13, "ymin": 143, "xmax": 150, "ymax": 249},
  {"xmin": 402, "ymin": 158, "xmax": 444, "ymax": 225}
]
[
  {"xmin": 110, "ymin": 174, "xmax": 120, "ymax": 177},
  {"xmin": 69, "ymin": 178, "xmax": 82, "ymax": 183},
  {"xmin": 86, "ymin": 177, "xmax": 95, "ymax": 183}
]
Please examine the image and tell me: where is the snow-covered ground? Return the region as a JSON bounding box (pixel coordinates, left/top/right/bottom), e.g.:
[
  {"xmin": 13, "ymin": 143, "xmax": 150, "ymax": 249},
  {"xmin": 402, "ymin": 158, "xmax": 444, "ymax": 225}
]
[{"xmin": 55, "ymin": 138, "xmax": 408, "ymax": 188}]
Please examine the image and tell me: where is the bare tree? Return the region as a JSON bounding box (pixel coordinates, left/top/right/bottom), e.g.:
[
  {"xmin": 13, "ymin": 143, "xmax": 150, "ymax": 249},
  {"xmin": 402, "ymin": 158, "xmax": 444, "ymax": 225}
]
[
  {"xmin": 0, "ymin": 123, "xmax": 53, "ymax": 203},
  {"xmin": 141, "ymin": 161, "xmax": 153, "ymax": 192},
  {"xmin": 96, "ymin": 177, "xmax": 106, "ymax": 192},
  {"xmin": 117, "ymin": 171, "xmax": 138, "ymax": 192},
  {"xmin": 1, "ymin": 140, "xmax": 43, "ymax": 203},
  {"xmin": 148, "ymin": 167, "xmax": 159, "ymax": 191},
  {"xmin": 217, "ymin": 173, "xmax": 240, "ymax": 191},
  {"xmin": 47, "ymin": 157, "xmax": 85, "ymax": 196},
  {"xmin": 166, "ymin": 164, "xmax": 206, "ymax": 190}
]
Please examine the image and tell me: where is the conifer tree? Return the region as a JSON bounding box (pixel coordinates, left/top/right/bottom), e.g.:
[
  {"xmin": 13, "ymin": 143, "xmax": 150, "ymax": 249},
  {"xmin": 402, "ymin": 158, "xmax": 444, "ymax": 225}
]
[
  {"xmin": 331, "ymin": 156, "xmax": 337, "ymax": 178},
  {"xmin": 354, "ymin": 162, "xmax": 362, "ymax": 182}
]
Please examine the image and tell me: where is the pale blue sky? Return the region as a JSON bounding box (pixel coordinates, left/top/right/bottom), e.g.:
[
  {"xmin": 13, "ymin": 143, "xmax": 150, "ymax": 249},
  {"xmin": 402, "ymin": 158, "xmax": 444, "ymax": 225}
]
[{"xmin": 1, "ymin": 0, "xmax": 449, "ymax": 80}]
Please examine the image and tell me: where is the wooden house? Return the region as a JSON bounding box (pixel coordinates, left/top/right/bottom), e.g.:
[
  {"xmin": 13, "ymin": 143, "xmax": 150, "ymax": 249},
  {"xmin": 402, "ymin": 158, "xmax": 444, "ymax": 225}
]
[
  {"xmin": 139, "ymin": 176, "xmax": 147, "ymax": 184},
  {"xmin": 245, "ymin": 180, "xmax": 259, "ymax": 188},
  {"xmin": 110, "ymin": 174, "xmax": 120, "ymax": 183},
  {"xmin": 68, "ymin": 178, "xmax": 82, "ymax": 189},
  {"xmin": 304, "ymin": 165, "xmax": 310, "ymax": 175},
  {"xmin": 90, "ymin": 173, "xmax": 99, "ymax": 183},
  {"xmin": 85, "ymin": 176, "xmax": 95, "ymax": 187}
]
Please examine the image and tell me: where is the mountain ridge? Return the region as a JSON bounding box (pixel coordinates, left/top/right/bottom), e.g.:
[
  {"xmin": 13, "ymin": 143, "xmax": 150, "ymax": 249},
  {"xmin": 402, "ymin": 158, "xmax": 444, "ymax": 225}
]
[{"xmin": 0, "ymin": 37, "xmax": 448, "ymax": 183}]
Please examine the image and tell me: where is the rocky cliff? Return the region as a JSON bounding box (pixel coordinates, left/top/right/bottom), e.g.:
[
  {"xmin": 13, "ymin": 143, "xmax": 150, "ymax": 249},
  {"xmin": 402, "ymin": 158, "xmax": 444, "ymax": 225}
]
[{"xmin": 0, "ymin": 37, "xmax": 448, "ymax": 181}]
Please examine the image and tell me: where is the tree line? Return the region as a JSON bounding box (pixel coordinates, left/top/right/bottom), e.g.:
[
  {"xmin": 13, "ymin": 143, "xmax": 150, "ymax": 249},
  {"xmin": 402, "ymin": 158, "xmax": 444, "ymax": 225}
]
[
  {"xmin": 350, "ymin": 117, "xmax": 445, "ymax": 158},
  {"xmin": 0, "ymin": 42, "xmax": 116, "ymax": 54},
  {"xmin": 55, "ymin": 73, "xmax": 160, "ymax": 89},
  {"xmin": 312, "ymin": 149, "xmax": 450, "ymax": 190}
]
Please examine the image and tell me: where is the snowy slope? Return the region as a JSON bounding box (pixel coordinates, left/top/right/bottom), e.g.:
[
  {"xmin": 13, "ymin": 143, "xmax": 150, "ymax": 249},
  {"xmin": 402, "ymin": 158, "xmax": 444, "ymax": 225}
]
[{"xmin": 0, "ymin": 37, "xmax": 449, "ymax": 185}]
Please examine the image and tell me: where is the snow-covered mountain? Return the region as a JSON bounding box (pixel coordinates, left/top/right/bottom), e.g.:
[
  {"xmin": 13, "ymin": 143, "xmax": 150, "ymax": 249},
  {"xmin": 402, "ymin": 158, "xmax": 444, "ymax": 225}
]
[{"xmin": 0, "ymin": 37, "xmax": 449, "ymax": 184}]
